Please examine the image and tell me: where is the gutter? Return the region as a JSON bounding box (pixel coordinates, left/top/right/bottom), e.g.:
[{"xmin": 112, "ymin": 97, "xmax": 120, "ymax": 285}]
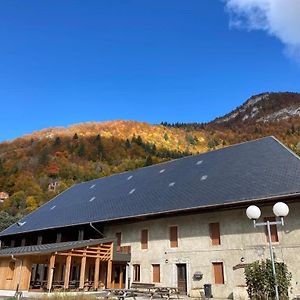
[{"xmin": 89, "ymin": 222, "xmax": 105, "ymax": 238}]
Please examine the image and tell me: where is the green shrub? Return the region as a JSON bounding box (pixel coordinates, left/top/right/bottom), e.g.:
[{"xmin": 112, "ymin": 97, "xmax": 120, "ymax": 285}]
[{"xmin": 244, "ymin": 259, "xmax": 292, "ymax": 300}]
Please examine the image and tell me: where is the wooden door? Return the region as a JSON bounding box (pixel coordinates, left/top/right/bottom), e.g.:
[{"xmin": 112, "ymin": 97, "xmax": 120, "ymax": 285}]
[
  {"xmin": 177, "ymin": 264, "xmax": 187, "ymax": 294},
  {"xmin": 112, "ymin": 264, "xmax": 126, "ymax": 289}
]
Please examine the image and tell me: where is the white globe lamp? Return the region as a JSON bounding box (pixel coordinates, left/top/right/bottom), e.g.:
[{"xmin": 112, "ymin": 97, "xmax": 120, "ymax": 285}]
[
  {"xmin": 246, "ymin": 205, "xmax": 261, "ymax": 220},
  {"xmin": 273, "ymin": 202, "xmax": 289, "ymax": 217}
]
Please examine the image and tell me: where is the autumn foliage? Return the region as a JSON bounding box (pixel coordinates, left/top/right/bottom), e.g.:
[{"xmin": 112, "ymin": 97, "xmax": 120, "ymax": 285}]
[{"xmin": 1, "ymin": 92, "xmax": 300, "ymax": 226}]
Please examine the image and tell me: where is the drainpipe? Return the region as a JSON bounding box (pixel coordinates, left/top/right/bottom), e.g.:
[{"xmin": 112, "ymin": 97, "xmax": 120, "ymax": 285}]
[
  {"xmin": 89, "ymin": 222, "xmax": 105, "ymax": 238},
  {"xmin": 11, "ymin": 255, "xmax": 23, "ymax": 298}
]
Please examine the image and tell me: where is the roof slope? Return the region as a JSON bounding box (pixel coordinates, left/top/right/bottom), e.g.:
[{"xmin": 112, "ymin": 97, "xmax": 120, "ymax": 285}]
[
  {"xmin": 0, "ymin": 238, "xmax": 112, "ymax": 257},
  {"xmin": 2, "ymin": 136, "xmax": 300, "ymax": 236}
]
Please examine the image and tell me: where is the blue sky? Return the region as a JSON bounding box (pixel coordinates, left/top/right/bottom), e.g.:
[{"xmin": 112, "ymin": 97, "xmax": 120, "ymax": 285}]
[{"xmin": 0, "ymin": 0, "xmax": 299, "ymax": 141}]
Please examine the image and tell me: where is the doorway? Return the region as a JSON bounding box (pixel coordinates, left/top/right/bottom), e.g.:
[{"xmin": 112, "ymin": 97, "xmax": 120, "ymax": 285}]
[
  {"xmin": 111, "ymin": 264, "xmax": 126, "ymax": 289},
  {"xmin": 176, "ymin": 264, "xmax": 187, "ymax": 294}
]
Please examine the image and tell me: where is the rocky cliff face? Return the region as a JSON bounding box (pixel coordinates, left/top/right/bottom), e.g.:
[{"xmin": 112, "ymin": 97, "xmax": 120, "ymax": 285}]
[{"xmin": 213, "ymin": 92, "xmax": 300, "ymax": 126}]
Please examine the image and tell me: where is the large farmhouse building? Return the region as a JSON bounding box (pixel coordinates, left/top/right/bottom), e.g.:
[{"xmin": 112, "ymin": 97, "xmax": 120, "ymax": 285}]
[{"xmin": 1, "ymin": 136, "xmax": 300, "ymax": 298}]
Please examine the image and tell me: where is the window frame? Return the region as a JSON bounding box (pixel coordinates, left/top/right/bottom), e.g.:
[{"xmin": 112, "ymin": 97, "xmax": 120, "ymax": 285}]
[
  {"xmin": 169, "ymin": 226, "xmax": 178, "ymax": 248},
  {"xmin": 209, "ymin": 222, "xmax": 221, "ymax": 246},
  {"xmin": 141, "ymin": 229, "xmax": 148, "ymax": 250},
  {"xmin": 264, "ymin": 217, "xmax": 279, "ymax": 243},
  {"xmin": 133, "ymin": 264, "xmax": 141, "ymax": 282},
  {"xmin": 116, "ymin": 232, "xmax": 122, "ymax": 251}
]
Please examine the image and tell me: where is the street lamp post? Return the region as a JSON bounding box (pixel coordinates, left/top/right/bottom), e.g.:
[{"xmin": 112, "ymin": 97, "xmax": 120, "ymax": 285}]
[{"xmin": 246, "ymin": 202, "xmax": 289, "ymax": 300}]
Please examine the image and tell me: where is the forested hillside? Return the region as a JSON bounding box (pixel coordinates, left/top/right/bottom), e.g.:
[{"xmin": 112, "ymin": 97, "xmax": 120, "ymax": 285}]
[{"xmin": 1, "ymin": 92, "xmax": 300, "ymax": 230}]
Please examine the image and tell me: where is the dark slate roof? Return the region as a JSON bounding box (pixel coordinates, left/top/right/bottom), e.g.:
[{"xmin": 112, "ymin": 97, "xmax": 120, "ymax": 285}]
[
  {"xmin": 0, "ymin": 238, "xmax": 112, "ymax": 257},
  {"xmin": 2, "ymin": 136, "xmax": 300, "ymax": 237}
]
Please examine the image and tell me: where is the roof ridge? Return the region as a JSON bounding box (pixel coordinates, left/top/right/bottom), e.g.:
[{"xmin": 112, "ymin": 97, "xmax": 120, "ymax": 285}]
[{"xmin": 270, "ymin": 135, "xmax": 300, "ymax": 161}]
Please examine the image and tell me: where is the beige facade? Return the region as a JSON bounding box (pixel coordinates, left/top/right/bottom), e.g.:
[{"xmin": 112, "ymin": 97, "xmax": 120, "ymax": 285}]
[{"xmin": 105, "ymin": 201, "xmax": 300, "ymax": 299}]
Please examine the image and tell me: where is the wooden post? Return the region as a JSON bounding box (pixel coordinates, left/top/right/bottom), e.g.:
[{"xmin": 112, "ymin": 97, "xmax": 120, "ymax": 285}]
[
  {"xmin": 79, "ymin": 252, "xmax": 87, "ymax": 290},
  {"xmin": 47, "ymin": 254, "xmax": 56, "ymax": 292},
  {"xmin": 18, "ymin": 257, "xmax": 32, "ymax": 291},
  {"xmin": 120, "ymin": 266, "xmax": 124, "ymax": 289},
  {"xmin": 64, "ymin": 254, "xmax": 72, "ymax": 290},
  {"xmin": 106, "ymin": 260, "xmax": 112, "ymax": 288},
  {"xmin": 94, "ymin": 247, "xmax": 100, "ymax": 290}
]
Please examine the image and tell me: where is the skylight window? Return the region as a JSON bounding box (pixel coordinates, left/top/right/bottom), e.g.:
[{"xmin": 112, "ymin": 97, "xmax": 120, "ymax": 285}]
[
  {"xmin": 17, "ymin": 221, "xmax": 26, "ymax": 227},
  {"xmin": 90, "ymin": 184, "xmax": 96, "ymax": 189},
  {"xmin": 169, "ymin": 182, "xmax": 175, "ymax": 187},
  {"xmin": 196, "ymin": 160, "xmax": 203, "ymax": 165},
  {"xmin": 50, "ymin": 205, "xmax": 56, "ymax": 210},
  {"xmin": 127, "ymin": 175, "xmax": 133, "ymax": 180},
  {"xmin": 159, "ymin": 169, "xmax": 165, "ymax": 174},
  {"xmin": 89, "ymin": 196, "xmax": 96, "ymax": 202},
  {"xmin": 201, "ymin": 175, "xmax": 208, "ymax": 181},
  {"xmin": 129, "ymin": 189, "xmax": 136, "ymax": 195}
]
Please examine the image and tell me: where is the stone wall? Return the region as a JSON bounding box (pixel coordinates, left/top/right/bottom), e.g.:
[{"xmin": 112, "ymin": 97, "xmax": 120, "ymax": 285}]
[{"xmin": 105, "ymin": 201, "xmax": 300, "ymax": 299}]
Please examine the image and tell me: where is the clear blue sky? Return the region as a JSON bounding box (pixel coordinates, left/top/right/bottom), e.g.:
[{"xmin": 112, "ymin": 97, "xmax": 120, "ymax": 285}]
[{"xmin": 0, "ymin": 0, "xmax": 299, "ymax": 141}]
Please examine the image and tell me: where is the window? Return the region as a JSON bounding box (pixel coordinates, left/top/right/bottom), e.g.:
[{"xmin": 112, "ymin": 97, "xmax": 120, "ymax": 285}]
[
  {"xmin": 264, "ymin": 217, "xmax": 279, "ymax": 242},
  {"xmin": 152, "ymin": 264, "xmax": 160, "ymax": 283},
  {"xmin": 133, "ymin": 264, "xmax": 140, "ymax": 282},
  {"xmin": 170, "ymin": 226, "xmax": 178, "ymax": 248},
  {"xmin": 212, "ymin": 262, "xmax": 224, "ymax": 284},
  {"xmin": 116, "ymin": 232, "xmax": 122, "ymax": 252},
  {"xmin": 141, "ymin": 229, "xmax": 148, "ymax": 250},
  {"xmin": 209, "ymin": 223, "xmax": 221, "ymax": 245}
]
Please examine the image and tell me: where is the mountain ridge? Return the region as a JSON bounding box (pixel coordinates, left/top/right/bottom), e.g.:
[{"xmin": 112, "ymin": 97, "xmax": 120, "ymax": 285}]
[{"xmin": 212, "ymin": 92, "xmax": 300, "ymax": 126}]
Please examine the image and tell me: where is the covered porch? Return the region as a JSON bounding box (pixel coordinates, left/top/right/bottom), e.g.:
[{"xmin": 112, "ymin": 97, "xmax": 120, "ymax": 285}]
[{"xmin": 0, "ymin": 238, "xmax": 130, "ymax": 293}]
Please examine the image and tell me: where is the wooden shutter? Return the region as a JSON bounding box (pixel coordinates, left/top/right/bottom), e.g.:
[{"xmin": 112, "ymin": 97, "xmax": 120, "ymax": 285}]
[
  {"xmin": 170, "ymin": 226, "xmax": 178, "ymax": 248},
  {"xmin": 213, "ymin": 262, "xmax": 224, "ymax": 284},
  {"xmin": 209, "ymin": 223, "xmax": 221, "ymax": 245},
  {"xmin": 116, "ymin": 232, "xmax": 122, "ymax": 251},
  {"xmin": 141, "ymin": 229, "xmax": 148, "ymax": 249},
  {"xmin": 264, "ymin": 217, "xmax": 279, "ymax": 242},
  {"xmin": 152, "ymin": 264, "xmax": 160, "ymax": 283}
]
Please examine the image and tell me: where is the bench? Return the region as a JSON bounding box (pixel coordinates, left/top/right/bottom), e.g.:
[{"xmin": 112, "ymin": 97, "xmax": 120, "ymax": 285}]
[
  {"xmin": 130, "ymin": 283, "xmax": 179, "ymax": 299},
  {"xmin": 104, "ymin": 288, "xmax": 138, "ymax": 300},
  {"xmin": 154, "ymin": 287, "xmax": 180, "ymax": 300},
  {"xmin": 131, "ymin": 283, "xmax": 155, "ymax": 290}
]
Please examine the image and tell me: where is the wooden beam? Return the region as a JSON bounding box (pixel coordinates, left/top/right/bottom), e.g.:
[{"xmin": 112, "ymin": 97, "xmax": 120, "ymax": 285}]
[
  {"xmin": 94, "ymin": 257, "xmax": 100, "ymax": 290},
  {"xmin": 56, "ymin": 253, "xmax": 106, "ymax": 259},
  {"xmin": 73, "ymin": 248, "xmax": 110, "ymax": 252},
  {"xmin": 89, "ymin": 245, "xmax": 111, "ymax": 250},
  {"xmin": 71, "ymin": 250, "xmax": 109, "ymax": 255},
  {"xmin": 47, "ymin": 254, "xmax": 56, "ymax": 292},
  {"xmin": 79, "ymin": 253, "xmax": 86, "ymax": 290},
  {"xmin": 110, "ymin": 242, "xmax": 114, "ymax": 260},
  {"xmin": 106, "ymin": 260, "xmax": 112, "ymax": 288},
  {"xmin": 64, "ymin": 254, "xmax": 72, "ymax": 290}
]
